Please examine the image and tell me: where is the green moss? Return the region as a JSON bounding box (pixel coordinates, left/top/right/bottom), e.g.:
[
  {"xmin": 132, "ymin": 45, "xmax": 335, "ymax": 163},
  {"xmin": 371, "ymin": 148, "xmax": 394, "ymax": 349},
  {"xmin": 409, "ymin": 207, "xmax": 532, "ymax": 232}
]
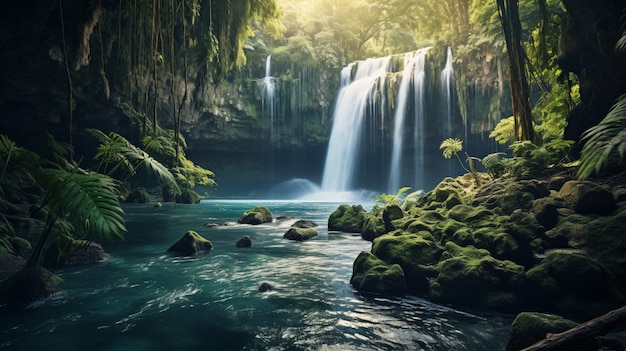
[
  {"xmin": 187, "ymin": 230, "xmax": 211, "ymax": 243},
  {"xmin": 361, "ymin": 215, "xmax": 387, "ymax": 241},
  {"xmin": 447, "ymin": 204, "xmax": 494, "ymax": 223},
  {"xmin": 328, "ymin": 204, "xmax": 367, "ymax": 233},
  {"xmin": 431, "ymin": 243, "xmax": 525, "ymax": 310},
  {"xmin": 526, "ymin": 252, "xmax": 623, "ymax": 316},
  {"xmin": 350, "ymin": 251, "xmax": 407, "ymax": 295},
  {"xmin": 506, "ymin": 312, "xmax": 579, "ymax": 351}
]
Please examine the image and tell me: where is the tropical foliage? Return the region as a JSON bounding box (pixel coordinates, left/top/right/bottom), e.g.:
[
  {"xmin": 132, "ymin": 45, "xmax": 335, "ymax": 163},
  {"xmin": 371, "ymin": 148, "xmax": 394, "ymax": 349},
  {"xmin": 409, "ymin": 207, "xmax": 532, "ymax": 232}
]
[{"xmin": 578, "ymin": 96, "xmax": 626, "ymax": 179}]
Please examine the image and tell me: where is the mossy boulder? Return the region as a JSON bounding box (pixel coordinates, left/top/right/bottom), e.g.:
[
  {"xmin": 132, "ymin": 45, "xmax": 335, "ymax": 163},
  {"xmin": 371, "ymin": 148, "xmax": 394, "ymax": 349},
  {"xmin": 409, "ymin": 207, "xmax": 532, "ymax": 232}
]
[
  {"xmin": 238, "ymin": 206, "xmax": 273, "ymax": 225},
  {"xmin": 506, "ymin": 312, "xmax": 580, "ymax": 351},
  {"xmin": 0, "ymin": 267, "xmax": 63, "ymax": 304},
  {"xmin": 526, "ymin": 252, "xmax": 623, "ymax": 316},
  {"xmin": 361, "ymin": 215, "xmax": 387, "ymax": 241},
  {"xmin": 559, "ymin": 180, "xmax": 616, "ymax": 215},
  {"xmin": 371, "ymin": 232, "xmax": 443, "ymax": 292},
  {"xmin": 573, "ymin": 209, "xmax": 626, "ymax": 293},
  {"xmin": 430, "ymin": 242, "xmax": 526, "ymax": 310},
  {"xmin": 167, "ymin": 230, "xmax": 213, "ymax": 255},
  {"xmin": 473, "ymin": 180, "xmax": 549, "ymax": 215},
  {"xmin": 44, "ymin": 239, "xmax": 110, "ymax": 267},
  {"xmin": 531, "ymin": 197, "xmax": 564, "ymax": 229},
  {"xmin": 350, "ymin": 251, "xmax": 407, "ymax": 295},
  {"xmin": 284, "ymin": 227, "xmax": 317, "ymax": 241},
  {"xmin": 328, "ymin": 204, "xmax": 367, "ymax": 233},
  {"xmin": 125, "ymin": 187, "xmax": 150, "ymax": 203}
]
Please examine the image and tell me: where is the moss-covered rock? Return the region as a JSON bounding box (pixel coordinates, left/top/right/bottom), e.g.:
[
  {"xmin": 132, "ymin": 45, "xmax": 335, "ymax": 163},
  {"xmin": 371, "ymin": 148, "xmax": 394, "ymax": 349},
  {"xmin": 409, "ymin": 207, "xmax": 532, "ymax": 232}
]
[
  {"xmin": 328, "ymin": 204, "xmax": 367, "ymax": 233},
  {"xmin": 167, "ymin": 230, "xmax": 213, "ymax": 255},
  {"xmin": 238, "ymin": 206, "xmax": 273, "ymax": 225},
  {"xmin": 505, "ymin": 312, "xmax": 580, "ymax": 351},
  {"xmin": 0, "ymin": 267, "xmax": 63, "ymax": 304},
  {"xmin": 361, "ymin": 214, "xmax": 387, "ymax": 241},
  {"xmin": 125, "ymin": 187, "xmax": 150, "ymax": 203},
  {"xmin": 559, "ymin": 180, "xmax": 616, "ymax": 215},
  {"xmin": 371, "ymin": 232, "xmax": 443, "ymax": 292},
  {"xmin": 531, "ymin": 197, "xmax": 564, "ymax": 229},
  {"xmin": 473, "ymin": 180, "xmax": 549, "ymax": 215},
  {"xmin": 526, "ymin": 252, "xmax": 623, "ymax": 316},
  {"xmin": 430, "ymin": 242, "xmax": 526, "ymax": 310},
  {"xmin": 350, "ymin": 251, "xmax": 407, "ymax": 295},
  {"xmin": 284, "ymin": 227, "xmax": 317, "ymax": 241}
]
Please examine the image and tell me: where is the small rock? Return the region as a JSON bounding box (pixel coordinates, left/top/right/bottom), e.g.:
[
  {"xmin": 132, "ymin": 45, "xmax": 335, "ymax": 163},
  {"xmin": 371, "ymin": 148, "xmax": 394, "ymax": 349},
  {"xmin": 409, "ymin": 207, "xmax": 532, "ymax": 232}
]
[
  {"xmin": 238, "ymin": 206, "xmax": 273, "ymax": 225},
  {"xmin": 258, "ymin": 282, "xmax": 273, "ymax": 292},
  {"xmin": 284, "ymin": 227, "xmax": 317, "ymax": 241},
  {"xmin": 236, "ymin": 236, "xmax": 252, "ymax": 248}
]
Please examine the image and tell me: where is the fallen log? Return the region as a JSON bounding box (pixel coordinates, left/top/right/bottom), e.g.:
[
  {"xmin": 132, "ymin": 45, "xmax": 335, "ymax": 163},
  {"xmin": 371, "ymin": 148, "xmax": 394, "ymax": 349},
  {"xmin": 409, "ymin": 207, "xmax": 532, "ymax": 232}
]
[{"xmin": 520, "ymin": 305, "xmax": 626, "ymax": 351}]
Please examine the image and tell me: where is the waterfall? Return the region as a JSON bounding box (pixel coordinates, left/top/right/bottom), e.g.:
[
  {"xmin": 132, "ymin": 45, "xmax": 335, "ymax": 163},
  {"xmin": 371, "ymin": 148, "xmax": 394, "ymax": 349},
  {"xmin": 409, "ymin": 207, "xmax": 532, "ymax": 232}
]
[
  {"xmin": 441, "ymin": 47, "xmax": 456, "ymax": 139},
  {"xmin": 260, "ymin": 55, "xmax": 277, "ymax": 143},
  {"xmin": 321, "ymin": 57, "xmax": 392, "ymax": 192},
  {"xmin": 387, "ymin": 48, "xmax": 429, "ymax": 193},
  {"xmin": 440, "ymin": 47, "xmax": 457, "ymax": 175}
]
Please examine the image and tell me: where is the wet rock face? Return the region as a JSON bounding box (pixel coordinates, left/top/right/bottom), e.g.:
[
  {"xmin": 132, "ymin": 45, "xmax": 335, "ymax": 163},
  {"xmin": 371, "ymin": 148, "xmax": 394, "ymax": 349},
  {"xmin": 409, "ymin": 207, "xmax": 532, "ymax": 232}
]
[{"xmin": 235, "ymin": 236, "xmax": 252, "ymax": 248}]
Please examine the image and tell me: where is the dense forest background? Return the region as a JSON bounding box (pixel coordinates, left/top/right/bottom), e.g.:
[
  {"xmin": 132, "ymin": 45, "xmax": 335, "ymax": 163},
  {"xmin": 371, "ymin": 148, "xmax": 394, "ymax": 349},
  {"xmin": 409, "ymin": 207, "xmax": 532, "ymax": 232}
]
[{"xmin": 0, "ymin": 0, "xmax": 625, "ymax": 196}]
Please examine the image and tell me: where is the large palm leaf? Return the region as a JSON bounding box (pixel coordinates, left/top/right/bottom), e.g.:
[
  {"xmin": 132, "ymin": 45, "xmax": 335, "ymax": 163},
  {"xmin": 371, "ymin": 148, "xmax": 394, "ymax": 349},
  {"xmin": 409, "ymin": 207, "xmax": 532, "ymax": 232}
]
[
  {"xmin": 578, "ymin": 95, "xmax": 626, "ymax": 179},
  {"xmin": 37, "ymin": 168, "xmax": 126, "ymax": 241}
]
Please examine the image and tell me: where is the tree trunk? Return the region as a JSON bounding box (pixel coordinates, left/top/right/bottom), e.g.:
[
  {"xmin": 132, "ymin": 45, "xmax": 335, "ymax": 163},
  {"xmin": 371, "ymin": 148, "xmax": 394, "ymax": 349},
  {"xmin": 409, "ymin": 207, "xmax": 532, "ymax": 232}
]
[
  {"xmin": 520, "ymin": 305, "xmax": 626, "ymax": 351},
  {"xmin": 497, "ymin": 0, "xmax": 535, "ymax": 142}
]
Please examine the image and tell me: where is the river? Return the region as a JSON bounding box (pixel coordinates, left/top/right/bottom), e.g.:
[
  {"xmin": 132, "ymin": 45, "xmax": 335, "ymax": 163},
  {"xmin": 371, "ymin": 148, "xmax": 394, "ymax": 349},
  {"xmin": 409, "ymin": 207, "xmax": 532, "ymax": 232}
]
[{"xmin": 1, "ymin": 200, "xmax": 513, "ymax": 350}]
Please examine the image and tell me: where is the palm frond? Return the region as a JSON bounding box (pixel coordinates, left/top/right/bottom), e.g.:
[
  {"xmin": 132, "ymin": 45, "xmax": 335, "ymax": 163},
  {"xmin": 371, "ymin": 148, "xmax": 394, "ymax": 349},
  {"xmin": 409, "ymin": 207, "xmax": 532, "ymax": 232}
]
[
  {"xmin": 37, "ymin": 168, "xmax": 126, "ymax": 241},
  {"xmin": 439, "ymin": 138, "xmax": 463, "ymax": 159},
  {"xmin": 578, "ymin": 95, "xmax": 626, "ymax": 179}
]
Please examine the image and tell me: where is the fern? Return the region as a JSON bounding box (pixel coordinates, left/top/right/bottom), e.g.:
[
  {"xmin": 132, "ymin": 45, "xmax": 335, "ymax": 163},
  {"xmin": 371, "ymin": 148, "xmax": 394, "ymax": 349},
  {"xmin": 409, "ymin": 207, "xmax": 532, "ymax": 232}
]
[
  {"xmin": 481, "ymin": 152, "xmax": 507, "ymax": 177},
  {"xmin": 578, "ymin": 95, "xmax": 626, "ymax": 179},
  {"xmin": 490, "ymin": 116, "xmax": 516, "ymax": 145},
  {"xmin": 38, "ymin": 168, "xmax": 126, "ymax": 241}
]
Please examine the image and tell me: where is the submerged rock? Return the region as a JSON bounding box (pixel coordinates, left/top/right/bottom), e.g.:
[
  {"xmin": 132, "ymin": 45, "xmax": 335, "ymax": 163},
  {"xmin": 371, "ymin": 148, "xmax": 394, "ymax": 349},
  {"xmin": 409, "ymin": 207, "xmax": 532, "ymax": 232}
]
[
  {"xmin": 236, "ymin": 236, "xmax": 252, "ymax": 248},
  {"xmin": 258, "ymin": 282, "xmax": 273, "ymax": 292},
  {"xmin": 238, "ymin": 206, "xmax": 273, "ymax": 225},
  {"xmin": 167, "ymin": 230, "xmax": 213, "ymax": 255}
]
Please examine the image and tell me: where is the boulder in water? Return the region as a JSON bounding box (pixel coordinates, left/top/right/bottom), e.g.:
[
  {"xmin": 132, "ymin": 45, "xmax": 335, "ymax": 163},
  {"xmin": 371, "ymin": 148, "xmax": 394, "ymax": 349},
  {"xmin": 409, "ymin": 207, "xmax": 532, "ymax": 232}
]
[
  {"xmin": 167, "ymin": 230, "xmax": 213, "ymax": 255},
  {"xmin": 505, "ymin": 312, "xmax": 580, "ymax": 351},
  {"xmin": 236, "ymin": 236, "xmax": 252, "ymax": 248},
  {"xmin": 350, "ymin": 251, "xmax": 407, "ymax": 295},
  {"xmin": 238, "ymin": 206, "xmax": 273, "ymax": 225},
  {"xmin": 284, "ymin": 227, "xmax": 317, "ymax": 241},
  {"xmin": 258, "ymin": 282, "xmax": 273, "ymax": 292},
  {"xmin": 44, "ymin": 239, "xmax": 110, "ymax": 267}
]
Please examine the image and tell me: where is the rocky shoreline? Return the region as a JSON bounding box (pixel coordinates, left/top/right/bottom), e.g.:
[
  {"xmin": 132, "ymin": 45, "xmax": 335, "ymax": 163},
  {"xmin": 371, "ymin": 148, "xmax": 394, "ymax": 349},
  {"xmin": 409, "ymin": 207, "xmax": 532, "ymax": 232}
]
[{"xmin": 333, "ymin": 168, "xmax": 626, "ymax": 349}]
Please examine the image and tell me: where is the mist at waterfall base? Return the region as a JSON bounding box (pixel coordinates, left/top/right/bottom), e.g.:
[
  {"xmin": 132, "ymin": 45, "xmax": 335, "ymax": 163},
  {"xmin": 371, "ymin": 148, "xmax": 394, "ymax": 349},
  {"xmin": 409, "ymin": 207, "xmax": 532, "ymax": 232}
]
[{"xmin": 2, "ymin": 202, "xmax": 512, "ymax": 350}]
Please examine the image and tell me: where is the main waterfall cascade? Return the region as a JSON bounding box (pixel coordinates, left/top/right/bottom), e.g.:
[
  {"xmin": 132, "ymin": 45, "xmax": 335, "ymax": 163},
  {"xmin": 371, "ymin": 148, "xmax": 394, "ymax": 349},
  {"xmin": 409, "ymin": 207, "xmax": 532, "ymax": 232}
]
[{"xmin": 321, "ymin": 46, "xmax": 463, "ymax": 196}]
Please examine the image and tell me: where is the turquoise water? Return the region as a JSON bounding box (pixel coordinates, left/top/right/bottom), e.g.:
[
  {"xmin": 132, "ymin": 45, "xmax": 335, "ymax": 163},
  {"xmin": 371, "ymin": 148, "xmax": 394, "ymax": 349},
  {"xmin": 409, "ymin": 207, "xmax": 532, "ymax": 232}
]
[{"xmin": 2, "ymin": 200, "xmax": 512, "ymax": 350}]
